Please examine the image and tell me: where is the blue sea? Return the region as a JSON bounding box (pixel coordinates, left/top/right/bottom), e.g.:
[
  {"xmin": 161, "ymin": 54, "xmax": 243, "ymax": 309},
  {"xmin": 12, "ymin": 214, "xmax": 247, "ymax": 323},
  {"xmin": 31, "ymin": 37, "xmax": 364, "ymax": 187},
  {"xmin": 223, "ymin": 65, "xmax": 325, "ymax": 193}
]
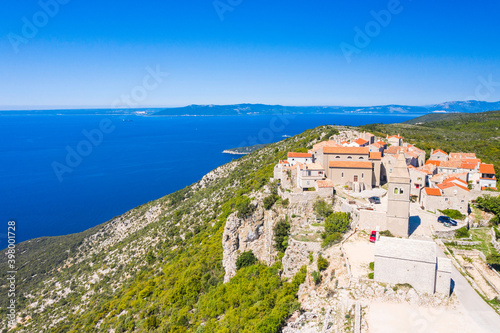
[{"xmin": 0, "ymin": 113, "xmax": 419, "ymax": 248}]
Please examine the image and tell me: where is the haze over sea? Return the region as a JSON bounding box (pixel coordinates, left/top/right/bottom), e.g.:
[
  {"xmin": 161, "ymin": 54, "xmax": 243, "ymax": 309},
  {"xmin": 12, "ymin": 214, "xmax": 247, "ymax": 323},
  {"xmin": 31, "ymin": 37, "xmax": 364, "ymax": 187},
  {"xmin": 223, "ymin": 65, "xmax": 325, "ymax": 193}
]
[{"xmin": 0, "ymin": 113, "xmax": 418, "ymax": 249}]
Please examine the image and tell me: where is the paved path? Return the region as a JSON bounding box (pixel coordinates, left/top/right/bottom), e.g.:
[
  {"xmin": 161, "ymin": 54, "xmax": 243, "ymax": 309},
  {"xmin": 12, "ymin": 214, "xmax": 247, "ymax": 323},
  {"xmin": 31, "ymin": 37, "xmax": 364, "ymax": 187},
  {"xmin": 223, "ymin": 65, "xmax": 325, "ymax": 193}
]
[{"xmin": 436, "ymin": 246, "xmax": 500, "ymax": 331}]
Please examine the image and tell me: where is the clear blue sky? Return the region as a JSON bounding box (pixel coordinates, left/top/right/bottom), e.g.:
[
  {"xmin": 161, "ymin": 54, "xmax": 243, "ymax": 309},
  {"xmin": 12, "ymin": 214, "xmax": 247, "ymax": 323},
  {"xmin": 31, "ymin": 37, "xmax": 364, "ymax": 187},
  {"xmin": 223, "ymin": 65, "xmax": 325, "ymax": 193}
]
[{"xmin": 1, "ymin": 0, "xmax": 499, "ymax": 109}]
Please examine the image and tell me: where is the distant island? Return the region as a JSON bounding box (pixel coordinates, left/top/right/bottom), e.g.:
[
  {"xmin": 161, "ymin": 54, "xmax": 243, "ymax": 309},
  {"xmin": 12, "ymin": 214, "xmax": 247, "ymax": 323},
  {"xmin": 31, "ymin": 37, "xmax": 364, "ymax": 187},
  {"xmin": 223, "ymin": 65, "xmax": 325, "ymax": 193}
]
[{"xmin": 223, "ymin": 143, "xmax": 269, "ymax": 155}]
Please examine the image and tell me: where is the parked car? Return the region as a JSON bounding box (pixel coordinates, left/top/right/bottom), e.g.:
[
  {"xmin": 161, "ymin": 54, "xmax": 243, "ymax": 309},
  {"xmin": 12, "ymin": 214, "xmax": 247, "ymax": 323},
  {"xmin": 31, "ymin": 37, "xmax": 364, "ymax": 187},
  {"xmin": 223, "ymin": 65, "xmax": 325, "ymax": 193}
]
[
  {"xmin": 437, "ymin": 216, "xmax": 457, "ymax": 226},
  {"xmin": 370, "ymin": 230, "xmax": 377, "ymax": 243},
  {"xmin": 368, "ymin": 196, "xmax": 381, "ymax": 204}
]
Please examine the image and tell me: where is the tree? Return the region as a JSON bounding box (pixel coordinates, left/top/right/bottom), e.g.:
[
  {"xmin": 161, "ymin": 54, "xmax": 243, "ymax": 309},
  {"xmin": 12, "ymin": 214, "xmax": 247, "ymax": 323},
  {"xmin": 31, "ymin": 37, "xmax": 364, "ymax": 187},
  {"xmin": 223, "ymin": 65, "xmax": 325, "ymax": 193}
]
[
  {"xmin": 321, "ymin": 212, "xmax": 351, "ymax": 248},
  {"xmin": 237, "ymin": 196, "xmax": 255, "ymax": 218},
  {"xmin": 236, "ymin": 251, "xmax": 258, "ymax": 270},
  {"xmin": 317, "ymin": 255, "xmax": 328, "ymax": 271},
  {"xmin": 146, "ymin": 250, "xmax": 156, "ymax": 265},
  {"xmin": 313, "ymin": 199, "xmax": 333, "ymax": 219},
  {"xmin": 263, "ymin": 194, "xmax": 279, "ymax": 210},
  {"xmin": 273, "ymin": 217, "xmax": 290, "ymax": 252}
]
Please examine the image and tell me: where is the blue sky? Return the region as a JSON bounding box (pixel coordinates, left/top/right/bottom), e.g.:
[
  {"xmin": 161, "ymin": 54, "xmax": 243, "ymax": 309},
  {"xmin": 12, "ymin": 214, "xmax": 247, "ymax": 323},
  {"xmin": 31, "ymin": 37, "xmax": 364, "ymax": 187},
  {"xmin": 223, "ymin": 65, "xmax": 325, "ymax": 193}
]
[{"xmin": 1, "ymin": 0, "xmax": 499, "ymax": 109}]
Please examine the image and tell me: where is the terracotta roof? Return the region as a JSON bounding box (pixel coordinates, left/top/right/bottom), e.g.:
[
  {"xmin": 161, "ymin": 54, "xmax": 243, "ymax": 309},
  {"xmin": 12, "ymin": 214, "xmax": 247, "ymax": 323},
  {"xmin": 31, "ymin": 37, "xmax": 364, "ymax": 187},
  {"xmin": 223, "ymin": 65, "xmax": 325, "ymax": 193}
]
[
  {"xmin": 426, "ymin": 160, "xmax": 441, "ymax": 167},
  {"xmin": 341, "ymin": 141, "xmax": 349, "ymax": 144},
  {"xmin": 354, "ymin": 138, "xmax": 368, "ymax": 145},
  {"xmin": 312, "ymin": 140, "xmax": 341, "ymax": 151},
  {"xmin": 288, "ymin": 152, "xmax": 312, "ymax": 158},
  {"xmin": 364, "ymin": 132, "xmax": 374, "ymax": 137},
  {"xmin": 480, "ymin": 164, "xmax": 495, "ymax": 174},
  {"xmin": 386, "ymin": 146, "xmax": 403, "ymax": 154},
  {"xmin": 323, "ymin": 146, "xmax": 370, "ymax": 154},
  {"xmin": 482, "ymin": 186, "xmax": 498, "ymax": 191},
  {"xmin": 431, "ymin": 149, "xmax": 447, "ymax": 155},
  {"xmin": 439, "ymin": 160, "xmax": 462, "ymax": 169},
  {"xmin": 329, "ymin": 161, "xmax": 373, "ymax": 169},
  {"xmin": 371, "ymin": 143, "xmax": 382, "ymax": 148},
  {"xmin": 388, "ymin": 135, "xmax": 403, "ymax": 139},
  {"xmin": 424, "ymin": 188, "xmax": 442, "ymax": 196},
  {"xmin": 430, "ymin": 173, "xmax": 445, "ymax": 182},
  {"xmin": 416, "ymin": 164, "xmax": 435, "ymax": 175},
  {"xmin": 460, "ymin": 161, "xmax": 479, "ymax": 170},
  {"xmin": 369, "ymin": 152, "xmax": 382, "ymax": 160},
  {"xmin": 289, "ymin": 162, "xmax": 303, "ymax": 170},
  {"xmin": 449, "ymin": 153, "xmax": 476, "ymax": 159},
  {"xmin": 376, "ymin": 141, "xmax": 387, "ymax": 146},
  {"xmin": 437, "ymin": 182, "xmax": 469, "ymax": 192},
  {"xmin": 317, "ymin": 179, "xmax": 334, "ymax": 188},
  {"xmin": 443, "ymin": 177, "xmax": 467, "ymax": 186},
  {"xmin": 408, "ymin": 165, "xmax": 416, "ymax": 169},
  {"xmin": 279, "ymin": 160, "xmax": 290, "ymax": 165},
  {"xmin": 304, "ymin": 163, "xmax": 324, "ymax": 170},
  {"xmin": 406, "ymin": 152, "xmax": 418, "ymax": 158}
]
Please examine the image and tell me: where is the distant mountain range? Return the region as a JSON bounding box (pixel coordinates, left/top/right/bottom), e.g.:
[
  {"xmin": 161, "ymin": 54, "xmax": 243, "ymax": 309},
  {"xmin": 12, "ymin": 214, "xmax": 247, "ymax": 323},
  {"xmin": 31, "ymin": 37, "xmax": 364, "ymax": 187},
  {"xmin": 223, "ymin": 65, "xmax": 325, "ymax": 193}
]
[
  {"xmin": 2, "ymin": 100, "xmax": 499, "ymax": 116},
  {"xmin": 153, "ymin": 100, "xmax": 500, "ymax": 116}
]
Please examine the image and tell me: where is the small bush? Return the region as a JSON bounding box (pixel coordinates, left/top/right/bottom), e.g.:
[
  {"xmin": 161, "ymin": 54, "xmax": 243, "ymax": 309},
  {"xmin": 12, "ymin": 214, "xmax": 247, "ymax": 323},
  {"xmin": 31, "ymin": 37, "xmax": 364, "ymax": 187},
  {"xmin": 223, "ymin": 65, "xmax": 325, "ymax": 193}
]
[
  {"xmin": 314, "ymin": 199, "xmax": 333, "ymax": 218},
  {"xmin": 455, "ymin": 226, "xmax": 470, "ymax": 239},
  {"xmin": 308, "ymin": 252, "xmax": 313, "ymax": 264},
  {"xmin": 144, "ymin": 315, "xmax": 160, "ymax": 330},
  {"xmin": 317, "ymin": 255, "xmax": 328, "ymax": 271},
  {"xmin": 368, "ymin": 272, "xmax": 374, "ymax": 279},
  {"xmin": 487, "ymin": 251, "xmax": 500, "ymax": 271},
  {"xmin": 312, "ymin": 271, "xmax": 322, "ymax": 285},
  {"xmin": 281, "ymin": 198, "xmax": 289, "ymax": 207},
  {"xmin": 439, "ymin": 209, "xmax": 465, "ymax": 220},
  {"xmin": 263, "ymin": 194, "xmax": 279, "ymax": 210},
  {"xmin": 237, "ymin": 197, "xmax": 255, "ymax": 218},
  {"xmin": 379, "ymin": 230, "xmax": 394, "ymax": 237},
  {"xmin": 369, "ymin": 262, "xmax": 374, "ymax": 271},
  {"xmin": 236, "ymin": 251, "xmax": 258, "ymax": 270},
  {"xmin": 273, "ymin": 217, "xmax": 291, "ymax": 252}
]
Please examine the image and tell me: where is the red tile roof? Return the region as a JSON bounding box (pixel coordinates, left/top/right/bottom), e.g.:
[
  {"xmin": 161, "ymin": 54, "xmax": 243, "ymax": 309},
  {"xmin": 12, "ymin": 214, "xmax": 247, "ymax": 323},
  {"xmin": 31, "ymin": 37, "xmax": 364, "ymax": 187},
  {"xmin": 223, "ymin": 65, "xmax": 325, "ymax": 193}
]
[
  {"xmin": 431, "ymin": 149, "xmax": 447, "ymax": 155},
  {"xmin": 312, "ymin": 140, "xmax": 341, "ymax": 151},
  {"xmin": 354, "ymin": 138, "xmax": 368, "ymax": 145},
  {"xmin": 443, "ymin": 177, "xmax": 467, "ymax": 186},
  {"xmin": 424, "ymin": 188, "xmax": 441, "ymax": 196},
  {"xmin": 426, "ymin": 160, "xmax": 441, "ymax": 167},
  {"xmin": 323, "ymin": 147, "xmax": 370, "ymax": 154},
  {"xmin": 449, "ymin": 153, "xmax": 476, "ymax": 159},
  {"xmin": 439, "ymin": 160, "xmax": 462, "ymax": 169},
  {"xmin": 329, "ymin": 161, "xmax": 373, "ymax": 169},
  {"xmin": 482, "ymin": 186, "xmax": 498, "ymax": 191},
  {"xmin": 388, "ymin": 135, "xmax": 403, "ymax": 139},
  {"xmin": 437, "ymin": 182, "xmax": 469, "ymax": 192},
  {"xmin": 376, "ymin": 141, "xmax": 387, "ymax": 146},
  {"xmin": 460, "ymin": 161, "xmax": 479, "ymax": 170},
  {"xmin": 416, "ymin": 164, "xmax": 435, "ymax": 175},
  {"xmin": 288, "ymin": 152, "xmax": 312, "ymax": 158},
  {"xmin": 369, "ymin": 152, "xmax": 382, "ymax": 160},
  {"xmin": 480, "ymin": 163, "xmax": 495, "ymax": 174},
  {"xmin": 386, "ymin": 146, "xmax": 403, "ymax": 154},
  {"xmin": 317, "ymin": 179, "xmax": 334, "ymax": 188}
]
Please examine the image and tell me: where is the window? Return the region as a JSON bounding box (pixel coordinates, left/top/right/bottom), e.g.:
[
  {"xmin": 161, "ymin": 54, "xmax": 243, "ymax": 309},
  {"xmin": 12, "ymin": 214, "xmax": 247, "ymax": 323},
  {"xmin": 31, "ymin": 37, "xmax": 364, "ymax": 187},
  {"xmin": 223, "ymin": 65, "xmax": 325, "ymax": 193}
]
[
  {"xmin": 347, "ymin": 156, "xmax": 352, "ymax": 159},
  {"xmin": 361, "ymin": 173, "xmax": 364, "ymax": 178},
  {"xmin": 336, "ymin": 156, "xmax": 340, "ymax": 159},
  {"xmin": 400, "ymin": 188, "xmax": 404, "ymax": 194},
  {"xmin": 341, "ymin": 172, "xmax": 344, "ymax": 178},
  {"xmin": 359, "ymin": 157, "xmax": 364, "ymax": 159},
  {"xmin": 394, "ymin": 188, "xmax": 399, "ymax": 194},
  {"xmin": 390, "ymin": 168, "xmax": 393, "ymax": 173},
  {"xmin": 354, "ymin": 175, "xmax": 358, "ymax": 182}
]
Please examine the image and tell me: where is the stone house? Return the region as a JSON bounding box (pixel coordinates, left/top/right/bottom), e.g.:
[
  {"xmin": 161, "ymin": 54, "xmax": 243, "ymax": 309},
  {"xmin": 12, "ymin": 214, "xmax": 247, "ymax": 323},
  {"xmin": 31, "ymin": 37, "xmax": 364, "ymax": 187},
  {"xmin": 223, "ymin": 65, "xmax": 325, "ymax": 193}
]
[
  {"xmin": 408, "ymin": 165, "xmax": 435, "ymax": 196},
  {"xmin": 374, "ymin": 237, "xmax": 451, "ymax": 295},
  {"xmin": 479, "ymin": 163, "xmax": 497, "ymax": 190},
  {"xmin": 420, "ymin": 180, "xmax": 470, "ymax": 215},
  {"xmin": 314, "ymin": 179, "xmax": 334, "ymax": 196},
  {"xmin": 328, "ymin": 161, "xmax": 373, "ymax": 191},
  {"xmin": 387, "ymin": 135, "xmax": 403, "ymax": 146},
  {"xmin": 273, "ymin": 160, "xmax": 290, "ymax": 182},
  {"xmin": 428, "ymin": 149, "xmax": 449, "ymax": 162},
  {"xmin": 361, "ymin": 131, "xmax": 375, "ymax": 144},
  {"xmin": 287, "ymin": 152, "xmax": 313, "ymax": 166},
  {"xmin": 351, "ymin": 138, "xmax": 369, "ymax": 147},
  {"xmin": 296, "ymin": 163, "xmax": 325, "ymax": 190}
]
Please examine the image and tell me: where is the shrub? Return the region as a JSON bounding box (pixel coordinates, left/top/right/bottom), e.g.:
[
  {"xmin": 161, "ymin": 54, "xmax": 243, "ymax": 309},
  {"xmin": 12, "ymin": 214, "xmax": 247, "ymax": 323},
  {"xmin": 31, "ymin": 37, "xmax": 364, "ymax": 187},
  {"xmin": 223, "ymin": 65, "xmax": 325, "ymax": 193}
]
[
  {"xmin": 237, "ymin": 196, "xmax": 255, "ymax": 218},
  {"xmin": 369, "ymin": 262, "xmax": 374, "ymax": 271},
  {"xmin": 145, "ymin": 250, "xmax": 156, "ymax": 265},
  {"xmin": 313, "ymin": 199, "xmax": 333, "ymax": 218},
  {"xmin": 368, "ymin": 272, "xmax": 374, "ymax": 279},
  {"xmin": 144, "ymin": 315, "xmax": 159, "ymax": 330},
  {"xmin": 273, "ymin": 217, "xmax": 291, "ymax": 252},
  {"xmin": 236, "ymin": 251, "xmax": 258, "ymax": 270},
  {"xmin": 455, "ymin": 226, "xmax": 470, "ymax": 239},
  {"xmin": 263, "ymin": 194, "xmax": 279, "ymax": 210},
  {"xmin": 281, "ymin": 198, "xmax": 289, "ymax": 207},
  {"xmin": 495, "ymin": 227, "xmax": 500, "ymax": 241},
  {"xmin": 321, "ymin": 212, "xmax": 351, "ymax": 248},
  {"xmin": 379, "ymin": 230, "xmax": 394, "ymax": 237},
  {"xmin": 317, "ymin": 255, "xmax": 328, "ymax": 271},
  {"xmin": 308, "ymin": 252, "xmax": 313, "ymax": 264},
  {"xmin": 439, "ymin": 209, "xmax": 465, "ymax": 220},
  {"xmin": 487, "ymin": 251, "xmax": 500, "ymax": 271},
  {"xmin": 311, "ymin": 271, "xmax": 321, "ymax": 285}
]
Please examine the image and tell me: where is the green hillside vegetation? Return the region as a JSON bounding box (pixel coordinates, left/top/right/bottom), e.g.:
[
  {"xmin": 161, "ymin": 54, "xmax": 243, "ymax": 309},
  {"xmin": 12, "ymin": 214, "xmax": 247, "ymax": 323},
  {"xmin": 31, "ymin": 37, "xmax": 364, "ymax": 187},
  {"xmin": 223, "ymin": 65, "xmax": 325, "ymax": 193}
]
[
  {"xmin": 2, "ymin": 125, "xmax": 338, "ymax": 332},
  {"xmin": 361, "ymin": 110, "xmax": 500, "ymax": 178}
]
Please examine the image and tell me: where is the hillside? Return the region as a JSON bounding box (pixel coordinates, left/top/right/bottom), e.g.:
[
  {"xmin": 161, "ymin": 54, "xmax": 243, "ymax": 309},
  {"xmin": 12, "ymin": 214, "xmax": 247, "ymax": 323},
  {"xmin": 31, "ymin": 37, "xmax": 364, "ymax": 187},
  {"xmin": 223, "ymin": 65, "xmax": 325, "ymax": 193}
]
[
  {"xmin": 152, "ymin": 101, "xmax": 500, "ymax": 117},
  {"xmin": 361, "ymin": 110, "xmax": 500, "ymax": 178},
  {"xmin": 0, "ymin": 126, "xmax": 339, "ymax": 332}
]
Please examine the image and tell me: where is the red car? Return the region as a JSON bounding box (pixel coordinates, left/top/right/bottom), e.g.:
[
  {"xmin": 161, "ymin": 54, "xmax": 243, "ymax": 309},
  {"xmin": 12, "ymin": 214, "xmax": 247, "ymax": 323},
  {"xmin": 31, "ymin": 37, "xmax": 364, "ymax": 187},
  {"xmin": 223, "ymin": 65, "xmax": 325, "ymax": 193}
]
[{"xmin": 370, "ymin": 231, "xmax": 377, "ymax": 243}]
